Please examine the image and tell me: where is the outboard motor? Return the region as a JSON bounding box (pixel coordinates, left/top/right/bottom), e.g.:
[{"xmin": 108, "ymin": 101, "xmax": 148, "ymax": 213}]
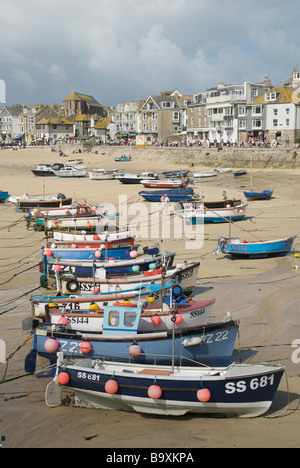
[
  {"xmin": 57, "ymin": 193, "xmax": 66, "ymax": 200},
  {"xmin": 215, "ymin": 237, "xmax": 228, "ymax": 256},
  {"xmin": 24, "ymin": 212, "xmax": 31, "ymax": 230}
]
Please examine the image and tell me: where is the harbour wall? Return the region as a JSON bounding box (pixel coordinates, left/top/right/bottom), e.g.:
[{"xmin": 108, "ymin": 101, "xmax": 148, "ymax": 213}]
[{"xmin": 59, "ymin": 144, "xmax": 300, "ymax": 169}]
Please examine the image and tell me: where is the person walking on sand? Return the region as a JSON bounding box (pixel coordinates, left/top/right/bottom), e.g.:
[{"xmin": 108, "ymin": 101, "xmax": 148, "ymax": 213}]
[{"xmin": 161, "ymin": 193, "xmax": 169, "ymax": 212}]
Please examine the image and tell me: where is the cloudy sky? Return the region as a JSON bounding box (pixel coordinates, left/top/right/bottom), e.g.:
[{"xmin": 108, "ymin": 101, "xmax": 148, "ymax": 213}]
[{"xmin": 1, "ymin": 0, "xmax": 300, "ymax": 107}]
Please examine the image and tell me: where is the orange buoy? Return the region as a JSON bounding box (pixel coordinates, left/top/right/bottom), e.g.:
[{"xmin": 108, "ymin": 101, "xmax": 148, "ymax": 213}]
[
  {"xmin": 148, "ymin": 384, "xmax": 162, "ymax": 399},
  {"xmin": 57, "ymin": 372, "xmax": 70, "ymax": 385},
  {"xmin": 44, "ymin": 338, "xmax": 59, "ymax": 353},
  {"xmin": 105, "ymin": 379, "xmax": 119, "ymax": 394},
  {"xmin": 79, "ymin": 341, "xmax": 92, "ymax": 354},
  {"xmin": 197, "ymin": 388, "xmax": 211, "ymax": 402}
]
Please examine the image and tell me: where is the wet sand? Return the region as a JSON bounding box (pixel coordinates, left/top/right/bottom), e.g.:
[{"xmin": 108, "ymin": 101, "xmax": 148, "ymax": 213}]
[{"xmin": 0, "ymin": 146, "xmax": 300, "ymax": 448}]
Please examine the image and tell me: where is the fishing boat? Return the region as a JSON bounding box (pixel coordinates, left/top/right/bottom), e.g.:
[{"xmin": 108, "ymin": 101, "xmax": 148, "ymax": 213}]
[
  {"xmin": 114, "ymin": 156, "xmax": 132, "ymax": 162},
  {"xmin": 43, "ymin": 212, "xmax": 119, "ymax": 232},
  {"xmin": 243, "ymin": 190, "xmax": 274, "ymax": 201},
  {"xmin": 88, "ymin": 169, "xmax": 119, "ymax": 180},
  {"xmin": 31, "ymin": 163, "xmax": 65, "ymax": 177},
  {"xmin": 52, "ymin": 229, "xmax": 132, "ymax": 243},
  {"xmin": 140, "ymin": 179, "xmax": 188, "ymax": 188},
  {"xmin": 0, "ymin": 191, "xmax": 9, "ymax": 203},
  {"xmin": 45, "ymin": 354, "xmax": 285, "ymax": 418},
  {"xmin": 193, "ymin": 171, "xmax": 217, "ymax": 179},
  {"xmin": 8, "ymin": 193, "xmax": 72, "ymax": 210},
  {"xmin": 47, "ymin": 235, "xmax": 135, "ymax": 250},
  {"xmin": 52, "ymin": 166, "xmax": 87, "ymax": 178},
  {"xmin": 243, "ymin": 157, "xmax": 274, "ymax": 201},
  {"xmin": 65, "ymin": 159, "xmax": 84, "ymax": 165},
  {"xmin": 59, "ymin": 262, "xmax": 200, "ymax": 296},
  {"xmin": 234, "ymin": 170, "xmax": 247, "ymax": 177},
  {"xmin": 215, "ymin": 236, "xmax": 296, "ymax": 259},
  {"xmin": 41, "ymin": 250, "xmax": 176, "ymax": 278},
  {"xmin": 44, "ymin": 245, "xmax": 138, "ymax": 261},
  {"xmin": 115, "ymin": 172, "xmax": 158, "ymax": 184},
  {"xmin": 47, "ymin": 298, "xmax": 215, "ymax": 334},
  {"xmin": 176, "ymin": 204, "xmax": 247, "ymax": 225},
  {"xmin": 30, "ymin": 280, "xmax": 178, "ymax": 317},
  {"xmin": 29, "ymin": 203, "xmax": 97, "ymax": 220},
  {"xmin": 162, "ymin": 170, "xmax": 189, "ymax": 179},
  {"xmin": 139, "ymin": 187, "xmax": 197, "ymax": 202},
  {"xmin": 215, "ymin": 168, "xmax": 232, "ymax": 174},
  {"xmin": 27, "ymin": 303, "xmax": 239, "ymax": 369}
]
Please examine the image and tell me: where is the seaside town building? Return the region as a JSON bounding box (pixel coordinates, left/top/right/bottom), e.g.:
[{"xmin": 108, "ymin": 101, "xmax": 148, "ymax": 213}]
[{"xmin": 1, "ymin": 69, "xmax": 300, "ymax": 146}]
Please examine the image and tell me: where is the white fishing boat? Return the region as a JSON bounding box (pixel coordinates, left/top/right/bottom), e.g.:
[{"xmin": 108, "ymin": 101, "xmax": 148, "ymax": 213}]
[
  {"xmin": 52, "ymin": 229, "xmax": 132, "ymax": 243},
  {"xmin": 46, "ymin": 355, "xmax": 285, "ymax": 418},
  {"xmin": 176, "ymin": 203, "xmax": 247, "ymax": 224},
  {"xmin": 59, "ymin": 261, "xmax": 200, "ymax": 296},
  {"xmin": 53, "ymin": 166, "xmax": 87, "ymax": 178},
  {"xmin": 115, "ymin": 172, "xmax": 158, "ymax": 184},
  {"xmin": 88, "ymin": 169, "xmax": 119, "ymax": 180},
  {"xmin": 193, "ymin": 171, "xmax": 218, "ymax": 178}
]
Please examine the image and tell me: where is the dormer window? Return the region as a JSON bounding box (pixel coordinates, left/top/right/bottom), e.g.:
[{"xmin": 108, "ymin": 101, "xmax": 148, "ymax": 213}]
[{"xmin": 266, "ymin": 92, "xmax": 277, "ymax": 101}]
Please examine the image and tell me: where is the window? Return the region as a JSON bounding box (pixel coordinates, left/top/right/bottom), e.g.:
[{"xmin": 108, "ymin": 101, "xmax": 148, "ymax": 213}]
[
  {"xmin": 273, "ymin": 109, "xmax": 278, "ymax": 116},
  {"xmin": 253, "ymin": 106, "xmax": 262, "ymax": 115},
  {"xmin": 273, "ymin": 119, "xmax": 278, "ymax": 127},
  {"xmin": 286, "ymin": 119, "xmax": 290, "ymax": 126},
  {"xmin": 238, "ymin": 106, "xmax": 246, "ymax": 115},
  {"xmin": 239, "ymin": 120, "xmax": 246, "ymax": 129},
  {"xmin": 266, "ymin": 92, "xmax": 277, "ymax": 101},
  {"xmin": 286, "ymin": 108, "xmax": 290, "ymax": 115},
  {"xmin": 253, "ymin": 120, "xmax": 262, "ymax": 128},
  {"xmin": 253, "ymin": 88, "xmax": 258, "ymax": 97}
]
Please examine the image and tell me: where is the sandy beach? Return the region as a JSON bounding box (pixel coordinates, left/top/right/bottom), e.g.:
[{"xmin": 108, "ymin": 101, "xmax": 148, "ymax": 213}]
[{"xmin": 0, "ymin": 146, "xmax": 300, "ymax": 449}]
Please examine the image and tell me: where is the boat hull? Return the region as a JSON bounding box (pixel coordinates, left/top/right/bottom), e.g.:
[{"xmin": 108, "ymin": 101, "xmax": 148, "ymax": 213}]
[
  {"xmin": 220, "ymin": 236, "xmax": 296, "ymax": 258},
  {"xmin": 47, "ymin": 360, "xmax": 285, "ymax": 418},
  {"xmin": 59, "ymin": 262, "xmax": 200, "ymax": 295},
  {"xmin": 48, "ymin": 299, "xmax": 214, "ymax": 333},
  {"xmin": 46, "ymin": 246, "xmax": 138, "ymax": 261},
  {"xmin": 244, "ymin": 190, "xmax": 274, "ymax": 201},
  {"xmin": 31, "ymin": 319, "xmax": 239, "ymax": 367},
  {"xmin": 44, "ymin": 252, "xmax": 175, "ymax": 277}
]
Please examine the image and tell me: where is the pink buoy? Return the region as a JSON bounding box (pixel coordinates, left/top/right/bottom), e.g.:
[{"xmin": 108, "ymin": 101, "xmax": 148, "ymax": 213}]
[
  {"xmin": 71, "ymin": 243, "xmax": 77, "ymax": 249},
  {"xmin": 100, "ymin": 244, "xmax": 105, "ymax": 250},
  {"xmin": 95, "ymin": 250, "xmax": 102, "ymax": 258},
  {"xmin": 57, "ymin": 372, "xmax": 70, "ymax": 385},
  {"xmin": 86, "ymin": 222, "xmax": 91, "ymax": 228},
  {"xmin": 53, "ymin": 265, "xmax": 62, "ymax": 272},
  {"xmin": 129, "ymin": 344, "xmax": 142, "ymax": 357},
  {"xmin": 105, "ymin": 379, "xmax": 119, "ymax": 394},
  {"xmin": 79, "ymin": 341, "xmax": 92, "ymax": 354},
  {"xmin": 58, "ymin": 316, "xmax": 68, "ymax": 326},
  {"xmin": 93, "ymin": 235, "xmax": 100, "ymax": 241},
  {"xmin": 130, "ymin": 250, "xmax": 138, "ymax": 259},
  {"xmin": 44, "ymin": 338, "xmax": 59, "ymax": 353},
  {"xmin": 91, "ymin": 286, "xmax": 100, "ymax": 294},
  {"xmin": 64, "ymin": 208, "xmax": 69, "ymax": 214},
  {"xmin": 148, "ymin": 384, "xmax": 162, "ymax": 399},
  {"xmin": 197, "ymin": 388, "xmax": 211, "ymax": 403},
  {"xmin": 152, "ymin": 315, "xmax": 162, "ymax": 326},
  {"xmin": 175, "ymin": 313, "xmax": 183, "ymax": 324}
]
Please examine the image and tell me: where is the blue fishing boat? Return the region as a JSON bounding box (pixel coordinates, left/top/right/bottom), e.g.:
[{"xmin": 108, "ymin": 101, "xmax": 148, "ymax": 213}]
[
  {"xmin": 114, "ymin": 156, "xmax": 132, "ymax": 162},
  {"xmin": 234, "ymin": 170, "xmax": 247, "ymax": 177},
  {"xmin": 139, "ymin": 187, "xmax": 196, "ymax": 202},
  {"xmin": 26, "ymin": 304, "xmax": 239, "ymax": 370},
  {"xmin": 0, "ymin": 191, "xmax": 9, "ymax": 203},
  {"xmin": 41, "ymin": 250, "xmax": 175, "ymax": 279},
  {"xmin": 162, "ymin": 170, "xmax": 189, "ymax": 179},
  {"xmin": 215, "ymin": 236, "xmax": 296, "ymax": 259},
  {"xmin": 45, "ymin": 354, "xmax": 285, "ymax": 418},
  {"xmin": 244, "ymin": 190, "xmax": 274, "ymax": 201},
  {"xmin": 43, "ymin": 246, "xmax": 138, "ymax": 261},
  {"xmin": 30, "ymin": 281, "xmax": 178, "ymax": 318}
]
